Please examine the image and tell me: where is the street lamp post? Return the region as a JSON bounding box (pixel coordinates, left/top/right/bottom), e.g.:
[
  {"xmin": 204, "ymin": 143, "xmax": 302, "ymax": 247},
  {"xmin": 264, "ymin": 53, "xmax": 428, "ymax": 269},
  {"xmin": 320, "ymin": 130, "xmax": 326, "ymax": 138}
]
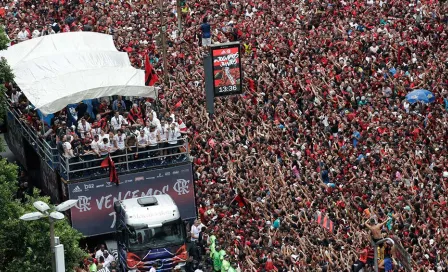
[
  {"xmin": 20, "ymin": 200, "xmax": 79, "ymax": 272},
  {"xmin": 176, "ymin": 0, "xmax": 182, "ymax": 33},
  {"xmin": 159, "ymin": 0, "xmax": 168, "ymax": 82}
]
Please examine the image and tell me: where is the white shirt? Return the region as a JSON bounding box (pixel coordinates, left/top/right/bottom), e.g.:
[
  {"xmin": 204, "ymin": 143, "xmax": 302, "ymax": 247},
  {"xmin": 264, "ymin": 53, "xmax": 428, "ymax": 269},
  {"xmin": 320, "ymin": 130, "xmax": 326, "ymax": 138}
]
[
  {"xmin": 147, "ymin": 130, "xmax": 159, "ymax": 146},
  {"xmin": 99, "ymin": 133, "xmax": 108, "ymax": 143},
  {"xmin": 11, "ymin": 91, "xmax": 22, "ymax": 103},
  {"xmin": 91, "ymin": 140, "xmax": 100, "ymax": 152},
  {"xmin": 167, "ymin": 127, "xmax": 180, "ymax": 144},
  {"xmin": 114, "ymin": 134, "xmax": 126, "ymax": 150},
  {"xmin": 190, "ymin": 224, "xmax": 201, "ymax": 241},
  {"xmin": 147, "ymin": 116, "xmax": 160, "ymax": 128},
  {"xmin": 17, "ymin": 30, "xmax": 29, "ymax": 41},
  {"xmin": 32, "ymin": 29, "xmax": 40, "ymax": 38},
  {"xmin": 95, "ymin": 249, "xmax": 104, "ymax": 260},
  {"xmin": 63, "ymin": 142, "xmax": 72, "ymax": 156},
  {"xmin": 77, "ymin": 122, "xmax": 91, "ymax": 139},
  {"xmin": 111, "ymin": 115, "xmax": 125, "ymax": 130},
  {"xmin": 149, "ymin": 268, "xmax": 156, "ymax": 272},
  {"xmin": 137, "ymin": 134, "xmax": 147, "ymax": 146},
  {"xmin": 91, "ymin": 127, "xmax": 102, "ymax": 137},
  {"xmin": 158, "ymin": 124, "xmax": 168, "ymax": 141},
  {"xmin": 98, "ymin": 141, "xmax": 109, "ymax": 155},
  {"xmin": 103, "ymin": 254, "xmax": 115, "ymax": 268},
  {"xmin": 320, "ymin": 115, "xmax": 329, "ymax": 127},
  {"xmin": 369, "ymin": 45, "xmax": 379, "ymax": 54},
  {"xmin": 143, "ymin": 126, "xmax": 152, "ymax": 135}
]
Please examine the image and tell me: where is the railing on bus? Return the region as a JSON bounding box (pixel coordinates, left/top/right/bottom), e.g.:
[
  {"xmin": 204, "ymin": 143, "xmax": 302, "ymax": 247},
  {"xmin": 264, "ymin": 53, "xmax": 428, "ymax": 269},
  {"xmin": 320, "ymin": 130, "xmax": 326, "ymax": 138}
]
[
  {"xmin": 59, "ymin": 138, "xmax": 190, "ymax": 181},
  {"xmin": 5, "ymin": 100, "xmax": 60, "ymax": 169}
]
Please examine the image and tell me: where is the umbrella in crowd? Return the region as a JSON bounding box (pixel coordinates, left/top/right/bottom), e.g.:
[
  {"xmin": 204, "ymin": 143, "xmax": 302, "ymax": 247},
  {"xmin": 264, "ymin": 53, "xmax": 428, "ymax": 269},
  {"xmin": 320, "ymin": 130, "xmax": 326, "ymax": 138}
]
[{"xmin": 405, "ymin": 89, "xmax": 436, "ymax": 104}]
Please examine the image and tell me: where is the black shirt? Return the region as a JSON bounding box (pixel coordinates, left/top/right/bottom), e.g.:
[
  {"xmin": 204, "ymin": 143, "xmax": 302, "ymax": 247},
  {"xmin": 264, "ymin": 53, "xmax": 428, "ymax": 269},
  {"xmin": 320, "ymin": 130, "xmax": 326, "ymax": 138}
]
[
  {"xmin": 51, "ymin": 23, "xmax": 60, "ymax": 33},
  {"xmin": 83, "ymin": 24, "xmax": 93, "ymax": 32},
  {"xmin": 76, "ymin": 103, "xmax": 88, "ymax": 120},
  {"xmin": 57, "ymin": 141, "xmax": 64, "ymax": 155}
]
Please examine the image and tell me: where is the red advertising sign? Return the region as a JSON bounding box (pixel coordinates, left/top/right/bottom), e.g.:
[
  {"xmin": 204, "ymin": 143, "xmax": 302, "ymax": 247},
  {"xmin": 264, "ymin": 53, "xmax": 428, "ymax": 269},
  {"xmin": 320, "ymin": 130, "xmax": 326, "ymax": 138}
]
[{"xmin": 210, "ymin": 42, "xmax": 243, "ymax": 97}]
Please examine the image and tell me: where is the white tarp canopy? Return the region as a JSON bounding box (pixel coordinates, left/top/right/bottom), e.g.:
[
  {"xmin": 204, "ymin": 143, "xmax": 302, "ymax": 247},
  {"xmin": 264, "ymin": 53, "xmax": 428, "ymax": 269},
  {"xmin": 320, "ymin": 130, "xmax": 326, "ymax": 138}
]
[{"xmin": 0, "ymin": 32, "xmax": 155, "ymax": 115}]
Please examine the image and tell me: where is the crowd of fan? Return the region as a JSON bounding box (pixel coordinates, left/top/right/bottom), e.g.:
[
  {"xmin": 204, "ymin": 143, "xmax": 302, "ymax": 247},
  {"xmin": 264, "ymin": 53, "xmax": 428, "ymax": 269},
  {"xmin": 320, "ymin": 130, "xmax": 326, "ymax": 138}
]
[{"xmin": 2, "ymin": 0, "xmax": 448, "ymax": 271}]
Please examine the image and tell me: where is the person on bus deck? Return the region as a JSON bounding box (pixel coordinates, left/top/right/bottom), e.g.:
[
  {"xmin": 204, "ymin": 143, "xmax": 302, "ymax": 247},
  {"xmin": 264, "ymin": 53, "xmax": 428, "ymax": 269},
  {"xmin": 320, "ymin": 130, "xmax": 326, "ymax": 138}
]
[
  {"xmin": 112, "ymin": 95, "xmax": 126, "ymax": 113},
  {"xmin": 111, "ymin": 111, "xmax": 125, "ymax": 132},
  {"xmin": 167, "ymin": 122, "xmax": 181, "ymax": 155},
  {"xmin": 129, "ymin": 103, "xmax": 142, "ymax": 124}
]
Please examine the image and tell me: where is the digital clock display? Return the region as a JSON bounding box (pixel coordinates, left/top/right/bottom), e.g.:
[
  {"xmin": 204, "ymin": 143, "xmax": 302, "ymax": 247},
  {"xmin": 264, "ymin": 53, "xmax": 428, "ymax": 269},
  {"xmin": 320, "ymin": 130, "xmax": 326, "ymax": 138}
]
[{"xmin": 211, "ymin": 42, "xmax": 243, "ymax": 97}]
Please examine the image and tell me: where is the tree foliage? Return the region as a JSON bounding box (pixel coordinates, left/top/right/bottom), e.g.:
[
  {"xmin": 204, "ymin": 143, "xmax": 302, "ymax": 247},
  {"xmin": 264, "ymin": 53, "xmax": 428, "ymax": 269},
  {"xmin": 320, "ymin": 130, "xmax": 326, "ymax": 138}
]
[
  {"xmin": 0, "ymin": 160, "xmax": 87, "ymax": 271},
  {"xmin": 0, "ymin": 27, "xmax": 14, "ymax": 84},
  {"xmin": 0, "ymin": 25, "xmax": 9, "ymax": 51},
  {"xmin": 0, "ymin": 57, "xmax": 14, "ymax": 84},
  {"xmin": 0, "ymin": 26, "xmax": 13, "ymax": 151}
]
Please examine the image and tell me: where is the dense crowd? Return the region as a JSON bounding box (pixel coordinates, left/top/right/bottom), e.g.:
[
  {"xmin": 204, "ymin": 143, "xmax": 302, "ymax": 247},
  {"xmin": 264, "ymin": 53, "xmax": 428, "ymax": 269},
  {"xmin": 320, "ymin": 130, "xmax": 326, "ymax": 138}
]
[{"xmin": 2, "ymin": 0, "xmax": 448, "ymax": 271}]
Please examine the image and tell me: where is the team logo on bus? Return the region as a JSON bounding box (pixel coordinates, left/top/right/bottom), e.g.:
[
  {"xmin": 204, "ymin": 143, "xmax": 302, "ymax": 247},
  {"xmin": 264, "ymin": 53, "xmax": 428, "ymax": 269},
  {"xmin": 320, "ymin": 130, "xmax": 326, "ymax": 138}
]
[
  {"xmin": 173, "ymin": 179, "xmax": 190, "ymax": 195},
  {"xmin": 75, "ymin": 196, "xmax": 92, "ymax": 213}
]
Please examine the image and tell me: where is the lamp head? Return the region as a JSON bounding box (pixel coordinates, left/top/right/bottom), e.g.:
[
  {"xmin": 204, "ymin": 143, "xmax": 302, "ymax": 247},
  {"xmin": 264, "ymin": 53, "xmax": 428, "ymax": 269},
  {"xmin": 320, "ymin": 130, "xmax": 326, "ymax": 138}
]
[
  {"xmin": 49, "ymin": 211, "xmax": 65, "ymax": 220},
  {"xmin": 20, "ymin": 212, "xmax": 45, "ymax": 221},
  {"xmin": 33, "ymin": 201, "xmax": 50, "ymax": 213},
  {"xmin": 55, "ymin": 199, "xmax": 78, "ymax": 212}
]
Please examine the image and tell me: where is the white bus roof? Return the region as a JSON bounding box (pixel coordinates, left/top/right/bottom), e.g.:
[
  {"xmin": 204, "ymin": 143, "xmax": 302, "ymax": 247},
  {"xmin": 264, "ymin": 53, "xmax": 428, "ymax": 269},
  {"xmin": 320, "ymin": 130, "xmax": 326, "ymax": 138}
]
[{"xmin": 119, "ymin": 195, "xmax": 180, "ymax": 227}]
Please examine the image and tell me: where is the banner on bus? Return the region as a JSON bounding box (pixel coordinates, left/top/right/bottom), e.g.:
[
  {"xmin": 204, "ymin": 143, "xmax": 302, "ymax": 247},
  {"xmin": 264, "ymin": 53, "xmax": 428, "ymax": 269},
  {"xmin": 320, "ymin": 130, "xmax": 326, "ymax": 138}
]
[{"xmin": 67, "ymin": 163, "xmax": 196, "ymax": 236}]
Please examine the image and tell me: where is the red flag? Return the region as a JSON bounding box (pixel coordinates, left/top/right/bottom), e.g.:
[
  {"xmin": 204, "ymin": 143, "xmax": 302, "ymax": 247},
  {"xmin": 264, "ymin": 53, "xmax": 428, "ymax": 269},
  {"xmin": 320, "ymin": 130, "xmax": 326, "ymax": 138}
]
[
  {"xmin": 314, "ymin": 212, "xmax": 334, "ymax": 232},
  {"xmin": 232, "ymin": 193, "xmax": 248, "ymax": 208},
  {"xmin": 145, "ymin": 55, "xmax": 158, "ymax": 86},
  {"xmin": 101, "ymin": 155, "xmax": 120, "ymax": 185},
  {"xmin": 174, "ymin": 99, "xmax": 182, "ymax": 109}
]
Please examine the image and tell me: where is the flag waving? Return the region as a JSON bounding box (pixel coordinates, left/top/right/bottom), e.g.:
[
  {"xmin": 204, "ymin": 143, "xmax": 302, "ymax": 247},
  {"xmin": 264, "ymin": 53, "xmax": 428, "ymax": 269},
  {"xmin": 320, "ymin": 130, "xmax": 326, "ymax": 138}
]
[
  {"xmin": 231, "ymin": 192, "xmax": 248, "ymax": 208},
  {"xmin": 101, "ymin": 155, "xmax": 120, "ymax": 185},
  {"xmin": 314, "ymin": 212, "xmax": 334, "ymax": 233},
  {"xmin": 174, "ymin": 99, "xmax": 183, "ymax": 109},
  {"xmin": 145, "ymin": 54, "xmax": 159, "ymax": 86}
]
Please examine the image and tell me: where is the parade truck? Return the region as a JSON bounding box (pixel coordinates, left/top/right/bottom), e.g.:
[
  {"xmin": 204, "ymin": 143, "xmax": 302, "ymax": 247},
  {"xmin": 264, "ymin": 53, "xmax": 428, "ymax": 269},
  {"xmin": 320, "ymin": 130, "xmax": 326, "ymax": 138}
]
[{"xmin": 113, "ymin": 195, "xmax": 189, "ymax": 271}]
